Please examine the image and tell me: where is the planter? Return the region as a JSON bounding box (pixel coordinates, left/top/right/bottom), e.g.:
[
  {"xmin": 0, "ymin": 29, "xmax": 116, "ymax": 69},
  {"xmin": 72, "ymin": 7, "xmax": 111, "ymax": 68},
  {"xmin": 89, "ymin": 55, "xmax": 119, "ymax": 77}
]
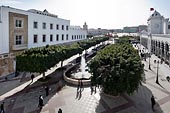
[
  {"xmin": 38, "ymin": 76, "xmax": 51, "ymax": 82},
  {"xmin": 101, "ymin": 91, "xmax": 120, "ymax": 98}
]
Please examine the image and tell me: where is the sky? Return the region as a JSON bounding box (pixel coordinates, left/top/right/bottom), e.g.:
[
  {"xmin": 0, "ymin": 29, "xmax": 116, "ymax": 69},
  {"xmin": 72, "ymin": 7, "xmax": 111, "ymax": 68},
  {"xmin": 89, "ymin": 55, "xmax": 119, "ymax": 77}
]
[{"xmin": 0, "ymin": 0, "xmax": 170, "ymax": 29}]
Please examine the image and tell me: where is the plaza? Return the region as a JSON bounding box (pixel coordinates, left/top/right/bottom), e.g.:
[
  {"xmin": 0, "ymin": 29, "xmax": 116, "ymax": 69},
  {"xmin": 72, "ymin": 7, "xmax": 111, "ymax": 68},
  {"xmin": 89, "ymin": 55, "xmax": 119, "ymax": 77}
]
[
  {"xmin": 1, "ymin": 43, "xmax": 170, "ymax": 113},
  {"xmin": 1, "ymin": 2, "xmax": 170, "ymax": 113}
]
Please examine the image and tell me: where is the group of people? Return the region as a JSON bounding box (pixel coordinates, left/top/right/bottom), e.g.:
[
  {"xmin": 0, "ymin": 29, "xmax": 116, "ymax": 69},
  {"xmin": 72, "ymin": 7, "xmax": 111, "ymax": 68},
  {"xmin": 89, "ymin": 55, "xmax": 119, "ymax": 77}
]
[
  {"xmin": 31, "ymin": 74, "xmax": 63, "ymax": 112},
  {"xmin": 76, "ymin": 79, "xmax": 84, "ymax": 99},
  {"xmin": 38, "ymin": 86, "xmax": 63, "ymax": 112},
  {"xmin": 38, "ymin": 85, "xmax": 49, "ymax": 108},
  {"xmin": 38, "ymin": 95, "xmax": 62, "ymax": 112}
]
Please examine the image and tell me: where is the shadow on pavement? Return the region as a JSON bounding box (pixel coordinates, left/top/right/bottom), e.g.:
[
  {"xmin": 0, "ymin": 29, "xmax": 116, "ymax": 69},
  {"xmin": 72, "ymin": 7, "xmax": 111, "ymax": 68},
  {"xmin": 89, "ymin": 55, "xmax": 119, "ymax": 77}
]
[
  {"xmin": 1, "ymin": 68, "xmax": 65, "ymax": 113},
  {"xmin": 0, "ymin": 73, "xmax": 32, "ymax": 96},
  {"xmin": 95, "ymin": 85, "xmax": 164, "ymax": 113}
]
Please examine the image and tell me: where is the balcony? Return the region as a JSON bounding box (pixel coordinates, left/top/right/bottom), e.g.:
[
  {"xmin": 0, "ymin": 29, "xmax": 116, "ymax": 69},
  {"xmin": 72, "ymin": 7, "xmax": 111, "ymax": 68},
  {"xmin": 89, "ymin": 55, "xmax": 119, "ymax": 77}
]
[{"xmin": 12, "ymin": 44, "xmax": 28, "ymax": 50}]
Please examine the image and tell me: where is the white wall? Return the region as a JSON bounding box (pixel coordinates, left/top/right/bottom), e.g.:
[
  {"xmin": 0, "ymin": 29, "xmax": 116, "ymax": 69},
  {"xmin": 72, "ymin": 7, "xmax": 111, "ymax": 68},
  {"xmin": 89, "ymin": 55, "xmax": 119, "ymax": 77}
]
[
  {"xmin": 166, "ymin": 22, "xmax": 170, "ymax": 34},
  {"xmin": 0, "ymin": 6, "xmax": 10, "ymax": 54},
  {"xmin": 0, "ymin": 22, "xmax": 2, "ymax": 54},
  {"xmin": 28, "ymin": 12, "xmax": 71, "ymax": 48},
  {"xmin": 0, "ymin": 6, "xmax": 30, "ymax": 54},
  {"xmin": 27, "ymin": 10, "xmax": 87, "ymax": 48},
  {"xmin": 69, "ymin": 26, "xmax": 87, "ymax": 42},
  {"xmin": 141, "ymin": 34, "xmax": 170, "ymax": 44},
  {"xmin": 150, "ymin": 18, "xmax": 163, "ymax": 34},
  {"xmin": 148, "ymin": 11, "xmax": 170, "ymax": 35},
  {"xmin": 0, "ymin": 6, "xmax": 87, "ymax": 52}
]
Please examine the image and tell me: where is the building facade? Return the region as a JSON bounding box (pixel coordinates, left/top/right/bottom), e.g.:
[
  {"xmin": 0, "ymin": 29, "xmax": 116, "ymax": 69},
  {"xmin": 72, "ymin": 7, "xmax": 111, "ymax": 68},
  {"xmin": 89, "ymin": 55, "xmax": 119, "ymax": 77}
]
[
  {"xmin": 0, "ymin": 6, "xmax": 87, "ymax": 76},
  {"xmin": 140, "ymin": 10, "xmax": 170, "ymax": 65},
  {"xmin": 147, "ymin": 10, "xmax": 170, "ymax": 34},
  {"xmin": 88, "ymin": 28, "xmax": 109, "ymax": 36},
  {"xmin": 123, "ymin": 25, "xmax": 147, "ymax": 33}
]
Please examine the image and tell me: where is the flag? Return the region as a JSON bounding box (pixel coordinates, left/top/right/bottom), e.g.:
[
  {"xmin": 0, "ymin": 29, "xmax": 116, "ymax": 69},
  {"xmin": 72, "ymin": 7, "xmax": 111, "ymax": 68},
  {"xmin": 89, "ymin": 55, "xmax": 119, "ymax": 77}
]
[{"xmin": 150, "ymin": 8, "xmax": 154, "ymax": 11}]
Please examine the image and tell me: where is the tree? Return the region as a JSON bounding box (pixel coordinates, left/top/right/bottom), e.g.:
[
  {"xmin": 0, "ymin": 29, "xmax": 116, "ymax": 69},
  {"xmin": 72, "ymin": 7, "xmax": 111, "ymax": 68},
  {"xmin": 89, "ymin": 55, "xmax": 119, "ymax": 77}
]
[
  {"xmin": 16, "ymin": 37, "xmax": 109, "ymax": 79},
  {"xmin": 88, "ymin": 44, "xmax": 144, "ymax": 95}
]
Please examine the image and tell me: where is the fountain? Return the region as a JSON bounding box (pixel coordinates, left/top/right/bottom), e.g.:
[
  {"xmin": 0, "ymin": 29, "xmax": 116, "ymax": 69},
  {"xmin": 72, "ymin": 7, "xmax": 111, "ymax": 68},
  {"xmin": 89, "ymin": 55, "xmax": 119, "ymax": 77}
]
[
  {"xmin": 63, "ymin": 44, "xmax": 107, "ymax": 86},
  {"xmin": 63, "ymin": 50, "xmax": 92, "ymax": 85},
  {"xmin": 71, "ymin": 50, "xmax": 91, "ymax": 79}
]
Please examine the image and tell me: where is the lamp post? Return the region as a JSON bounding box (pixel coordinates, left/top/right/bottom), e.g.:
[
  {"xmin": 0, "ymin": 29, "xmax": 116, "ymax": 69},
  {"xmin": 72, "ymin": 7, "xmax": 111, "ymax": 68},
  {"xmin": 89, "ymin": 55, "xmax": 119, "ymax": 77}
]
[
  {"xmin": 148, "ymin": 9, "xmax": 153, "ymax": 70},
  {"xmin": 156, "ymin": 60, "xmax": 159, "ymax": 84},
  {"xmin": 149, "ymin": 53, "xmax": 151, "ymax": 70},
  {"xmin": 148, "ymin": 33, "xmax": 152, "ymax": 70}
]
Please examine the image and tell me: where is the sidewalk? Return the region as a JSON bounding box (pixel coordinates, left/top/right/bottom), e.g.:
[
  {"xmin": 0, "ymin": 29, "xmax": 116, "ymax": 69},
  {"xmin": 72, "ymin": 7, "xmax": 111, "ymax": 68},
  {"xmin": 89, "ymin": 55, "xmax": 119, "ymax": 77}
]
[{"xmin": 1, "ymin": 43, "xmax": 170, "ymax": 113}]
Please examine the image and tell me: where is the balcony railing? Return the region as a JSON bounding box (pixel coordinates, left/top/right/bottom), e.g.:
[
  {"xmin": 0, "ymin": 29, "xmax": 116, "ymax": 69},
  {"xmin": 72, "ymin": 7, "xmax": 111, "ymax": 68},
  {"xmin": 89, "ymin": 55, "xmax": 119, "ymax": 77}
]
[{"xmin": 12, "ymin": 44, "xmax": 28, "ymax": 50}]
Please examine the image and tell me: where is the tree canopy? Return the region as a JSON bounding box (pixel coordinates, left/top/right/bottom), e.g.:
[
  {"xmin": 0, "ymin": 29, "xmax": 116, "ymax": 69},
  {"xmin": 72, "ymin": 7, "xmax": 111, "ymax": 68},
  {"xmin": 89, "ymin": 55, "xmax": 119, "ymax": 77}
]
[
  {"xmin": 16, "ymin": 37, "xmax": 109, "ymax": 74},
  {"xmin": 88, "ymin": 43, "xmax": 144, "ymax": 95}
]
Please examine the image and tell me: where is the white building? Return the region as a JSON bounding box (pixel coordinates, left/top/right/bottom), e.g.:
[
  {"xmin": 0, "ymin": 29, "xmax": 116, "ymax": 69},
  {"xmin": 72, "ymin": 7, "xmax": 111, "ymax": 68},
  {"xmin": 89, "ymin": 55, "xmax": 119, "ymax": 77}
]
[
  {"xmin": 147, "ymin": 10, "xmax": 170, "ymax": 34},
  {"xmin": 0, "ymin": 6, "xmax": 87, "ymax": 76},
  {"xmin": 140, "ymin": 10, "xmax": 170, "ymax": 66},
  {"xmin": 88, "ymin": 28, "xmax": 109, "ymax": 36}
]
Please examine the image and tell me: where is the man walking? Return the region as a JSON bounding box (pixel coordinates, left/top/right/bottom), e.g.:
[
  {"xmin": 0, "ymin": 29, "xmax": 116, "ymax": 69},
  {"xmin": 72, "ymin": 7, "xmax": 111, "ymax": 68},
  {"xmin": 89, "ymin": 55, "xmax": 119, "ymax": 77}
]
[
  {"xmin": 90, "ymin": 82, "xmax": 94, "ymax": 95},
  {"xmin": 58, "ymin": 108, "xmax": 62, "ymax": 113},
  {"xmin": 0, "ymin": 102, "xmax": 5, "ymax": 113},
  {"xmin": 31, "ymin": 74, "xmax": 35, "ymax": 82},
  {"xmin": 80, "ymin": 80, "xmax": 83, "ymax": 89},
  {"xmin": 45, "ymin": 86, "xmax": 49, "ymax": 96},
  {"xmin": 38, "ymin": 95, "xmax": 43, "ymax": 110},
  {"xmin": 151, "ymin": 95, "xmax": 156, "ymax": 110},
  {"xmin": 77, "ymin": 79, "xmax": 80, "ymax": 91}
]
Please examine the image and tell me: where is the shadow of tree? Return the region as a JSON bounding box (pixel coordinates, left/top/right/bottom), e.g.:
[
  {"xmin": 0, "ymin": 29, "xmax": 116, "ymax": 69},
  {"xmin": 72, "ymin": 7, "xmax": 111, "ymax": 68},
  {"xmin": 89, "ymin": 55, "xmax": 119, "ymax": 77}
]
[
  {"xmin": 1, "ymin": 68, "xmax": 65, "ymax": 113},
  {"xmin": 0, "ymin": 73, "xmax": 33, "ymax": 96},
  {"xmin": 95, "ymin": 85, "xmax": 164, "ymax": 113}
]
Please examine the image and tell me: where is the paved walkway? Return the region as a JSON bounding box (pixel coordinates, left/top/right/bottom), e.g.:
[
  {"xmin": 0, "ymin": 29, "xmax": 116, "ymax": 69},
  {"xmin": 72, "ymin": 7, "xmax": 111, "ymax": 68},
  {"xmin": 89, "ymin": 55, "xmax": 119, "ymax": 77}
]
[{"xmin": 1, "ymin": 43, "xmax": 170, "ymax": 113}]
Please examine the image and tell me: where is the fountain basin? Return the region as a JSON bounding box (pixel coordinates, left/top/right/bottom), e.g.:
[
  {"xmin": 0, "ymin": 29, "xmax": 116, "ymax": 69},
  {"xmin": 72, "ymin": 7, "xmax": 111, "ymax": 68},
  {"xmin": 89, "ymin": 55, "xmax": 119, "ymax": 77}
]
[{"xmin": 63, "ymin": 63, "xmax": 91, "ymax": 86}]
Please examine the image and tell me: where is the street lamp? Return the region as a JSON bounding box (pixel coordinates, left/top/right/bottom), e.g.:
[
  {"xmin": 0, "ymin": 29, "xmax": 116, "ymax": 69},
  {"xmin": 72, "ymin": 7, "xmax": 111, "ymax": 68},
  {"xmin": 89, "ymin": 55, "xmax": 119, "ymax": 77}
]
[
  {"xmin": 156, "ymin": 60, "xmax": 160, "ymax": 84},
  {"xmin": 148, "ymin": 33, "xmax": 152, "ymax": 70},
  {"xmin": 148, "ymin": 53, "xmax": 151, "ymax": 70}
]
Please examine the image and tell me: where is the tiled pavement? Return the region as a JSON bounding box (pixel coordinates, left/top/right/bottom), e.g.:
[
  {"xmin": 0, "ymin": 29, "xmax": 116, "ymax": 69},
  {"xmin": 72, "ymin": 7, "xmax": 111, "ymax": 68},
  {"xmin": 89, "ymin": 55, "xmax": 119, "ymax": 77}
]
[{"xmin": 1, "ymin": 44, "xmax": 170, "ymax": 113}]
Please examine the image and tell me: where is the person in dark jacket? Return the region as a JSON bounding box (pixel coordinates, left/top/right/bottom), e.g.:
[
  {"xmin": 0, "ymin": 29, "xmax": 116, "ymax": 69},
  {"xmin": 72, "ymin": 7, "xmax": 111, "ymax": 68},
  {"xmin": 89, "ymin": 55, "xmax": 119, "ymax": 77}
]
[
  {"xmin": 151, "ymin": 95, "xmax": 156, "ymax": 110},
  {"xmin": 0, "ymin": 102, "xmax": 5, "ymax": 113},
  {"xmin": 58, "ymin": 108, "xmax": 62, "ymax": 113},
  {"xmin": 38, "ymin": 95, "xmax": 43, "ymax": 110},
  {"xmin": 31, "ymin": 74, "xmax": 35, "ymax": 82},
  {"xmin": 45, "ymin": 86, "xmax": 49, "ymax": 96}
]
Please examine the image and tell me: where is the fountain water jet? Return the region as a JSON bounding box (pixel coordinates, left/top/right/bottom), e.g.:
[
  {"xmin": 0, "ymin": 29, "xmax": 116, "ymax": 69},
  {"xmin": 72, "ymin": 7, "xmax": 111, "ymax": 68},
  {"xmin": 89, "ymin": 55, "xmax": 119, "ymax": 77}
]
[{"xmin": 71, "ymin": 50, "xmax": 91, "ymax": 79}]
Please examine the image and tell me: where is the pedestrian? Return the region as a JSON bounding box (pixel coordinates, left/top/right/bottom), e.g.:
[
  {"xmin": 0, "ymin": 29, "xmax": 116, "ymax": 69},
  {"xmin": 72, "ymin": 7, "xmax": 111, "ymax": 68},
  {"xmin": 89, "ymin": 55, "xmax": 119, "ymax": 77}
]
[
  {"xmin": 31, "ymin": 74, "xmax": 35, "ymax": 82},
  {"xmin": 0, "ymin": 102, "xmax": 5, "ymax": 113},
  {"xmin": 4, "ymin": 77, "xmax": 7, "ymax": 81},
  {"xmin": 77, "ymin": 79, "xmax": 80, "ymax": 91},
  {"xmin": 166, "ymin": 76, "xmax": 170, "ymax": 82},
  {"xmin": 58, "ymin": 108, "xmax": 62, "ymax": 113},
  {"xmin": 90, "ymin": 82, "xmax": 94, "ymax": 95},
  {"xmin": 45, "ymin": 86, "xmax": 49, "ymax": 96},
  {"xmin": 80, "ymin": 80, "xmax": 83, "ymax": 89},
  {"xmin": 151, "ymin": 95, "xmax": 156, "ymax": 110},
  {"xmin": 154, "ymin": 60, "xmax": 156, "ymax": 64},
  {"xmin": 38, "ymin": 95, "xmax": 43, "ymax": 109}
]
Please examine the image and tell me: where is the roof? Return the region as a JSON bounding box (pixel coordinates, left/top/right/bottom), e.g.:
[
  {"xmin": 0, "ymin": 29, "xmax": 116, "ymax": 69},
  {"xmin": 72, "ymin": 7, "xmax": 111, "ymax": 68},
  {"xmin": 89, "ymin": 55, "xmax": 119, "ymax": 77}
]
[
  {"xmin": 27, "ymin": 9, "xmax": 58, "ymax": 18},
  {"xmin": 147, "ymin": 10, "xmax": 162, "ymax": 21}
]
